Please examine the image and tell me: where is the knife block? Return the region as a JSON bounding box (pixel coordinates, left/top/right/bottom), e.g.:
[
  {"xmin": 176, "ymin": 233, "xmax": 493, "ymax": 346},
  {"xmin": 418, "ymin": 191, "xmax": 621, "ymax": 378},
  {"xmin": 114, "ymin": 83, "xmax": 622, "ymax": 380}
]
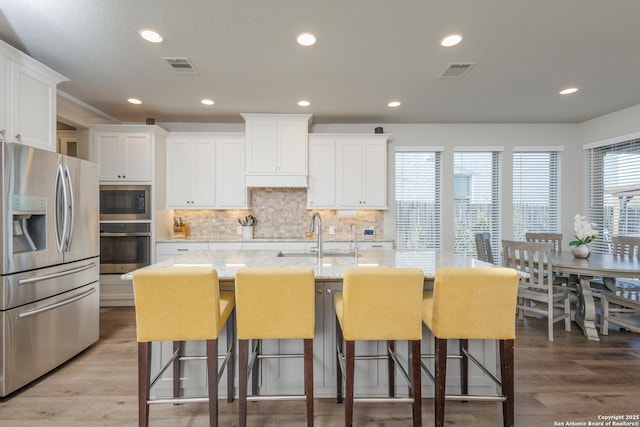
[{"xmin": 173, "ymin": 224, "xmax": 187, "ymax": 238}]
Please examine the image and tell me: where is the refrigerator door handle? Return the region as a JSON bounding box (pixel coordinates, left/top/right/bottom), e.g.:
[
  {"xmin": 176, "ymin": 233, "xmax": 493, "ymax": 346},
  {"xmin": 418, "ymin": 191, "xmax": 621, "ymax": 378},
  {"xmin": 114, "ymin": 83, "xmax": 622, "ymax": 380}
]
[
  {"xmin": 16, "ymin": 287, "xmax": 97, "ymax": 320},
  {"xmin": 54, "ymin": 164, "xmax": 67, "ymax": 253},
  {"xmin": 17, "ymin": 261, "xmax": 96, "ymax": 286},
  {"xmin": 63, "ymin": 165, "xmax": 75, "ymax": 252}
]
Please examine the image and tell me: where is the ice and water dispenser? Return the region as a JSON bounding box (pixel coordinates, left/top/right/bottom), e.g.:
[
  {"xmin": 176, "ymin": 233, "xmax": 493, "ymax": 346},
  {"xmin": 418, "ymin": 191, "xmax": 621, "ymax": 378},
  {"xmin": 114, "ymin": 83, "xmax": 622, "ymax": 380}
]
[{"xmin": 12, "ymin": 194, "xmax": 47, "ymax": 253}]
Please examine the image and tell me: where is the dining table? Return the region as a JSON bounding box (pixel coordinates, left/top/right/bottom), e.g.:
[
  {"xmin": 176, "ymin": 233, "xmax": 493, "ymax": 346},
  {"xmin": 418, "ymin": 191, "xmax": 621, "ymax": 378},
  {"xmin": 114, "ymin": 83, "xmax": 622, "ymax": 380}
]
[{"xmin": 550, "ymin": 251, "xmax": 640, "ymax": 341}]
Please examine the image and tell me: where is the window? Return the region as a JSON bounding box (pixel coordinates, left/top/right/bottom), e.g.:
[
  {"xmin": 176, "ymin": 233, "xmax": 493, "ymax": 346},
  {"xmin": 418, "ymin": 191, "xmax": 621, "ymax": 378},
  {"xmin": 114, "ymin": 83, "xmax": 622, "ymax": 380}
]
[
  {"xmin": 587, "ymin": 139, "xmax": 640, "ymax": 253},
  {"xmin": 512, "ymin": 149, "xmax": 561, "ymax": 240},
  {"xmin": 395, "ymin": 148, "xmax": 441, "ymax": 249},
  {"xmin": 453, "ymin": 150, "xmax": 502, "ymax": 256}
]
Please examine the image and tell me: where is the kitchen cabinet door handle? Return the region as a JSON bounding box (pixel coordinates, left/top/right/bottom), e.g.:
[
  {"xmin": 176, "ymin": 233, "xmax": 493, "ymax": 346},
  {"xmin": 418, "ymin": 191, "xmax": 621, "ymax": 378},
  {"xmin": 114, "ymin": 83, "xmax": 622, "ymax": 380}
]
[
  {"xmin": 326, "ymin": 288, "xmax": 333, "ymax": 294},
  {"xmin": 15, "ymin": 134, "xmax": 21, "ymax": 139}
]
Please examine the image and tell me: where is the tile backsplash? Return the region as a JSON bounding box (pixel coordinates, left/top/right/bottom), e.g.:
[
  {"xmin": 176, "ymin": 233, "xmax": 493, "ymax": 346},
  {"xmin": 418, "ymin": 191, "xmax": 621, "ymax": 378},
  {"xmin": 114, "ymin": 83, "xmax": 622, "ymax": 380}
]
[{"xmin": 175, "ymin": 188, "xmax": 383, "ymax": 240}]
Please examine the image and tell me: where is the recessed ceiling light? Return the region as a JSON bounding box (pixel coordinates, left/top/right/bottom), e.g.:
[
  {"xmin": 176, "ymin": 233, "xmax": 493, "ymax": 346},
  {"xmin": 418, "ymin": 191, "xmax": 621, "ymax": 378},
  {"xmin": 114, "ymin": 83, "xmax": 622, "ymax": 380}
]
[
  {"xmin": 201, "ymin": 99, "xmax": 215, "ymax": 106},
  {"xmin": 388, "ymin": 101, "xmax": 401, "ymax": 108},
  {"xmin": 559, "ymin": 87, "xmax": 579, "ymax": 95},
  {"xmin": 139, "ymin": 29, "xmax": 163, "ymax": 43},
  {"xmin": 128, "ymin": 98, "xmax": 142, "ymax": 105},
  {"xmin": 298, "ymin": 100, "xmax": 310, "ymax": 107},
  {"xmin": 441, "ymin": 34, "xmax": 462, "ymax": 47},
  {"xmin": 297, "ymin": 33, "xmax": 316, "ymax": 46}
]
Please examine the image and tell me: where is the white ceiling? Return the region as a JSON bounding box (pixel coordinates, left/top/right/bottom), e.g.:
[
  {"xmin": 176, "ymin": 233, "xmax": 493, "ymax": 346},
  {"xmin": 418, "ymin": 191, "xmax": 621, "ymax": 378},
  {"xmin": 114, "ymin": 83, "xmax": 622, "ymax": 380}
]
[{"xmin": 1, "ymin": 0, "xmax": 640, "ymax": 125}]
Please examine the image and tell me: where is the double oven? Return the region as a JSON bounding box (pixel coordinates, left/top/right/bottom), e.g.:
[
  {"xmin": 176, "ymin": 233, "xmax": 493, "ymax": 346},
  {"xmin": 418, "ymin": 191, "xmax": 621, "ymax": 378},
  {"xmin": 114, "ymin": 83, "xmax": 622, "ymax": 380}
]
[{"xmin": 99, "ymin": 185, "xmax": 151, "ymax": 274}]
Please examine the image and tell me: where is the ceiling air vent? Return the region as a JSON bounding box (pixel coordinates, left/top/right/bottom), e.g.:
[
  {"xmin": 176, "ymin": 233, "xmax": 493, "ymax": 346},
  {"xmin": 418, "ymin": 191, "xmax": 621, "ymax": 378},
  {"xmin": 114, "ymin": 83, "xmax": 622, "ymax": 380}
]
[
  {"xmin": 162, "ymin": 57, "xmax": 198, "ymax": 74},
  {"xmin": 439, "ymin": 62, "xmax": 476, "ymax": 78}
]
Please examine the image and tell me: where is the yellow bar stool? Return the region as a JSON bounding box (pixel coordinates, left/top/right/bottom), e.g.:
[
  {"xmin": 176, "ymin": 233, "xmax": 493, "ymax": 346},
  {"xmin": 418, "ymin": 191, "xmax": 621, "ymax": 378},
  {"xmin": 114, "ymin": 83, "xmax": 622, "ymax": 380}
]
[
  {"xmin": 334, "ymin": 268, "xmax": 424, "ymax": 427},
  {"xmin": 421, "ymin": 267, "xmax": 519, "ymax": 427},
  {"xmin": 235, "ymin": 267, "xmax": 316, "ymax": 427},
  {"xmin": 132, "ymin": 267, "xmax": 235, "ymax": 427}
]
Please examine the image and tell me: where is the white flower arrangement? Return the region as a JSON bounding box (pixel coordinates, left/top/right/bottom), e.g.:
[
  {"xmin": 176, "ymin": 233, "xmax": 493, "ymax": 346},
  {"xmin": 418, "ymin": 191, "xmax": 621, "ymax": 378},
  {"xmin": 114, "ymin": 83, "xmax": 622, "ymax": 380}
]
[{"xmin": 569, "ymin": 214, "xmax": 598, "ymax": 246}]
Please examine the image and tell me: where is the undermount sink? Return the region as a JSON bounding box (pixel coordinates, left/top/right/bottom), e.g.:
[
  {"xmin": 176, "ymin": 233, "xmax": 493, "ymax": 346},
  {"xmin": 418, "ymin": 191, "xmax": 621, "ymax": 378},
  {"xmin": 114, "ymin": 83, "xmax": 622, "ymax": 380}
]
[{"xmin": 276, "ymin": 251, "xmax": 357, "ymax": 258}]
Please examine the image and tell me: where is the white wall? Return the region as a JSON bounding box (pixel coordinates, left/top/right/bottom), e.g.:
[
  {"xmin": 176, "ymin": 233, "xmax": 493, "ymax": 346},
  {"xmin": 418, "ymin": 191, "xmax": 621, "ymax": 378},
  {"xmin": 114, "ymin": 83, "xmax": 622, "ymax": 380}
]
[{"xmin": 579, "ymin": 104, "xmax": 640, "ymax": 145}]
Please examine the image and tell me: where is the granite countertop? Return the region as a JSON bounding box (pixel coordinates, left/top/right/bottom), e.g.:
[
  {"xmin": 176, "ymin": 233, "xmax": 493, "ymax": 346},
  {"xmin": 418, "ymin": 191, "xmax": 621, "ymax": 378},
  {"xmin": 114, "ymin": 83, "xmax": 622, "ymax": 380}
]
[
  {"xmin": 124, "ymin": 249, "xmax": 490, "ymax": 281},
  {"xmin": 157, "ymin": 236, "xmax": 392, "ymax": 244}
]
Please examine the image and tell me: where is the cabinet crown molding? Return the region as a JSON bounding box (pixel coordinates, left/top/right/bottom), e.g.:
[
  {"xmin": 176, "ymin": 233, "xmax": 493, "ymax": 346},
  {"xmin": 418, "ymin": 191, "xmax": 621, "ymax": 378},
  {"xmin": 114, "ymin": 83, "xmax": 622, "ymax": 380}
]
[{"xmin": 241, "ymin": 113, "xmax": 312, "ymax": 124}]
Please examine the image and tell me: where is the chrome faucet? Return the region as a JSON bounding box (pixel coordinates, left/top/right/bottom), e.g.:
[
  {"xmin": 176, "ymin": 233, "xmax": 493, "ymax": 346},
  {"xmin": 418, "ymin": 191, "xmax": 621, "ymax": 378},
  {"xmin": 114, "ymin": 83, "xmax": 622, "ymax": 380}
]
[{"xmin": 310, "ymin": 212, "xmax": 323, "ymax": 258}]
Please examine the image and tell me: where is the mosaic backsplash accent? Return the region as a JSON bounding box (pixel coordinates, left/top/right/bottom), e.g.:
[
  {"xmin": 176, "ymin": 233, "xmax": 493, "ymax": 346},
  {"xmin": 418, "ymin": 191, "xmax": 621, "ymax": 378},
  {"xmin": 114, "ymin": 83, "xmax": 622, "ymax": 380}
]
[{"xmin": 175, "ymin": 188, "xmax": 383, "ymax": 240}]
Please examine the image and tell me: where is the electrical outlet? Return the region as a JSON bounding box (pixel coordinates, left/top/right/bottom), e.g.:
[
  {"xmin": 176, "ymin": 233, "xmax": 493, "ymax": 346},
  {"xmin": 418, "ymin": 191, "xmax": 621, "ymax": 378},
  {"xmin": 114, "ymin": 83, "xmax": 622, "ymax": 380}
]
[
  {"xmin": 329, "ymin": 226, "xmax": 335, "ymax": 235},
  {"xmin": 237, "ymin": 226, "xmax": 242, "ymax": 235}
]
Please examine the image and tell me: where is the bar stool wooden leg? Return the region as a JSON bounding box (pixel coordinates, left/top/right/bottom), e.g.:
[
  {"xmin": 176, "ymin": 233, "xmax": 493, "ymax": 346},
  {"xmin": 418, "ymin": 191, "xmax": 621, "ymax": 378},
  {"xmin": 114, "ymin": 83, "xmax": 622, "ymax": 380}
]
[
  {"xmin": 173, "ymin": 341, "xmax": 181, "ymax": 399},
  {"xmin": 500, "ymin": 339, "xmax": 515, "ymax": 427},
  {"xmin": 239, "ymin": 339, "xmax": 249, "ymax": 427},
  {"xmin": 336, "ymin": 317, "xmax": 344, "ymax": 404},
  {"xmin": 226, "ymin": 313, "xmax": 235, "ymax": 402},
  {"xmin": 345, "ymin": 340, "xmax": 355, "ymax": 427},
  {"xmin": 304, "ymin": 338, "xmax": 314, "ymax": 427},
  {"xmin": 388, "ymin": 340, "xmax": 395, "ymax": 397},
  {"xmin": 251, "ymin": 340, "xmax": 260, "ymax": 396},
  {"xmin": 138, "ymin": 342, "xmax": 151, "ymax": 427},
  {"xmin": 434, "ymin": 337, "xmax": 448, "ymax": 427},
  {"xmin": 410, "ymin": 340, "xmax": 422, "ymax": 427},
  {"xmin": 460, "ymin": 339, "xmax": 469, "ymax": 398},
  {"xmin": 207, "ymin": 339, "xmax": 219, "ymax": 427}
]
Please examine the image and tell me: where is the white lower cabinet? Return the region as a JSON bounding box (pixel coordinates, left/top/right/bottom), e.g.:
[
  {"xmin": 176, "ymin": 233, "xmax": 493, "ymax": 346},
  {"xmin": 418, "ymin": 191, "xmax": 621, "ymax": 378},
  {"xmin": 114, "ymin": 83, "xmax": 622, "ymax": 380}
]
[
  {"xmin": 155, "ymin": 242, "xmax": 209, "ymax": 263},
  {"xmin": 99, "ymin": 274, "xmax": 134, "ymax": 307}
]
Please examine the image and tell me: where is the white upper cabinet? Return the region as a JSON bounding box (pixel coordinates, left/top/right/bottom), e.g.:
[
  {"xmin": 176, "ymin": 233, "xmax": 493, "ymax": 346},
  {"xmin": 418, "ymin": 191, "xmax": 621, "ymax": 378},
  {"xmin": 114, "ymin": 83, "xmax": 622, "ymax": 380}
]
[
  {"xmin": 0, "ymin": 39, "xmax": 67, "ymax": 151},
  {"xmin": 242, "ymin": 113, "xmax": 312, "ymax": 187},
  {"xmin": 307, "ymin": 135, "xmax": 336, "ymax": 208},
  {"xmin": 335, "ymin": 135, "xmax": 389, "ymax": 209},
  {"xmin": 166, "ymin": 133, "xmax": 246, "ymax": 209},
  {"xmin": 307, "ymin": 134, "xmax": 389, "ymax": 210},
  {"xmin": 166, "ymin": 134, "xmax": 215, "ymax": 208},
  {"xmin": 94, "ymin": 132, "xmax": 152, "ymax": 182},
  {"xmin": 215, "ymin": 135, "xmax": 247, "ymax": 208}
]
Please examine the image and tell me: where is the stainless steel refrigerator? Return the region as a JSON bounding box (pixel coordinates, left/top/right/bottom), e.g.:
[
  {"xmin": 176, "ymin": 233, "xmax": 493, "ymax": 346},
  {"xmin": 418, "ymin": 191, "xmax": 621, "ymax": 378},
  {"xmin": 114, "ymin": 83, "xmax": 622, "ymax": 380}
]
[{"xmin": 0, "ymin": 141, "xmax": 100, "ymax": 397}]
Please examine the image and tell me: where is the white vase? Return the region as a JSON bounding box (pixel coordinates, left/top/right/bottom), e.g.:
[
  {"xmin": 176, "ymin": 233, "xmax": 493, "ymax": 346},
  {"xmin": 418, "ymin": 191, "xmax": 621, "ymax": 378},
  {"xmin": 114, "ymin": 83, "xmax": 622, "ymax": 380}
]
[
  {"xmin": 571, "ymin": 244, "xmax": 591, "ymax": 259},
  {"xmin": 242, "ymin": 226, "xmax": 254, "ymax": 240}
]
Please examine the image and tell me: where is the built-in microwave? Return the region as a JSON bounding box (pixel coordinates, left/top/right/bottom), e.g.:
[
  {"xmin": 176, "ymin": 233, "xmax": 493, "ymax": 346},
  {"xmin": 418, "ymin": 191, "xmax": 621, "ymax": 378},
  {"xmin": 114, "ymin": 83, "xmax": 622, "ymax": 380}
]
[{"xmin": 99, "ymin": 185, "xmax": 150, "ymax": 220}]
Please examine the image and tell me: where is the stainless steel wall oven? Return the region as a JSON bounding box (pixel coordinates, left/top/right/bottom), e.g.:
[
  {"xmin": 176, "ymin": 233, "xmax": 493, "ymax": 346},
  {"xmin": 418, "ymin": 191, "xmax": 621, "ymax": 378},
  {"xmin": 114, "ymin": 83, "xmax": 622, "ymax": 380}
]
[{"xmin": 99, "ymin": 223, "xmax": 151, "ymax": 274}]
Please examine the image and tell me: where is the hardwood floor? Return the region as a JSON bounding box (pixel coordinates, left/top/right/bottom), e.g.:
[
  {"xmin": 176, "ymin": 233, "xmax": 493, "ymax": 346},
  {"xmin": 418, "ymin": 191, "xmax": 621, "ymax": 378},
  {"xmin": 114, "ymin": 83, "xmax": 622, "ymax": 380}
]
[{"xmin": 1, "ymin": 307, "xmax": 639, "ymax": 426}]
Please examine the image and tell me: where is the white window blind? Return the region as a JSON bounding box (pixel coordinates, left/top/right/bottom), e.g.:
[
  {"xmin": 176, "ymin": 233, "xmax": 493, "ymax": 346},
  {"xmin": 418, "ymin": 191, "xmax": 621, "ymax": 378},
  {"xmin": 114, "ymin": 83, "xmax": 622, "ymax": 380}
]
[
  {"xmin": 453, "ymin": 151, "xmax": 501, "ymax": 256},
  {"xmin": 587, "ymin": 139, "xmax": 640, "ymax": 253},
  {"xmin": 513, "ymin": 150, "xmax": 560, "ymax": 240},
  {"xmin": 395, "ymin": 149, "xmax": 441, "ymax": 249}
]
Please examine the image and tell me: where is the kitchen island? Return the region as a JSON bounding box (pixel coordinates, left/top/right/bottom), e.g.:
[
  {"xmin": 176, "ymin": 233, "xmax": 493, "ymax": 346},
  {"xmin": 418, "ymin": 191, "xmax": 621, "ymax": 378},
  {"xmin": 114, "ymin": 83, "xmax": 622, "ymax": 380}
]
[{"xmin": 128, "ymin": 249, "xmax": 499, "ymax": 399}]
